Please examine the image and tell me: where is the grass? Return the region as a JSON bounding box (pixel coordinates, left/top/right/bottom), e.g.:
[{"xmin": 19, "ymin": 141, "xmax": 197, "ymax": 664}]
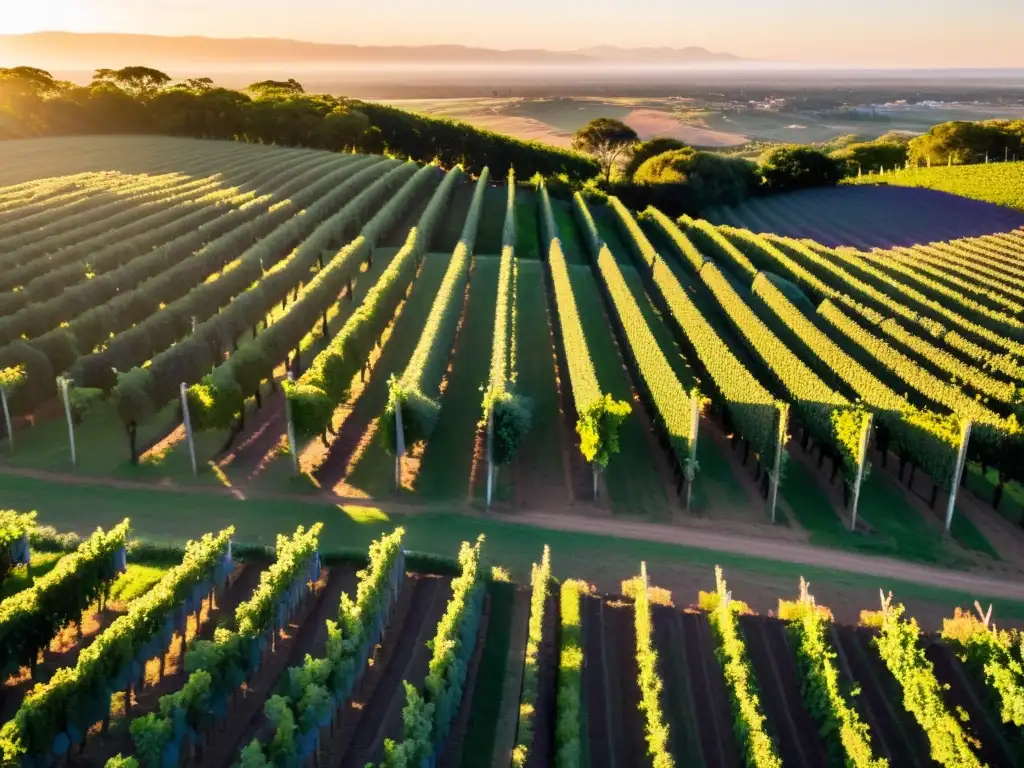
[
  {"xmin": 566, "ymin": 263, "xmax": 670, "ymax": 519},
  {"xmin": 512, "ymin": 261, "xmax": 564, "ymax": 499},
  {"xmin": 476, "ymin": 185, "xmax": 507, "ymax": 255},
  {"xmin": 551, "ymin": 199, "xmax": 588, "ymax": 264},
  {"xmin": 0, "ymin": 550, "xmax": 63, "ymax": 599},
  {"xmin": 459, "ymin": 580, "xmax": 516, "ymax": 767},
  {"xmin": 344, "ymin": 254, "xmax": 452, "ymax": 496},
  {"xmin": 415, "ymin": 256, "xmax": 499, "ymax": 500},
  {"xmin": 4, "ymin": 473, "xmax": 1024, "ymax": 619},
  {"xmin": 514, "ymin": 188, "xmax": 542, "ymax": 260},
  {"xmin": 966, "ymin": 462, "xmax": 1024, "ymax": 525},
  {"xmin": 109, "ymin": 564, "xmax": 171, "ymax": 603}
]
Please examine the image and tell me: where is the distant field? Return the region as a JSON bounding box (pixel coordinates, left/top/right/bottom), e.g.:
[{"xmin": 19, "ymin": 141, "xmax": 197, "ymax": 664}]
[
  {"xmin": 382, "ymin": 96, "xmax": 1024, "ymax": 151},
  {"xmin": 707, "ymin": 185, "xmax": 1024, "ymax": 248},
  {"xmin": 849, "ymin": 160, "xmax": 1024, "ymax": 212}
]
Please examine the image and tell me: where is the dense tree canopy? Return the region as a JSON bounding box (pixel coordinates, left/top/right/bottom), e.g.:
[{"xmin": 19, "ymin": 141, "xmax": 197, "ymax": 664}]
[
  {"xmin": 624, "ymin": 136, "xmax": 688, "ymax": 180},
  {"xmin": 831, "ymin": 136, "xmax": 910, "ymax": 174},
  {"xmin": 908, "ymin": 120, "xmax": 1024, "ymax": 166},
  {"xmin": 0, "ymin": 68, "xmax": 598, "ymax": 181},
  {"xmin": 634, "ymin": 148, "xmax": 756, "ymax": 207},
  {"xmin": 758, "ymin": 146, "xmax": 845, "ymax": 192},
  {"xmin": 572, "ymin": 118, "xmax": 639, "ymax": 181}
]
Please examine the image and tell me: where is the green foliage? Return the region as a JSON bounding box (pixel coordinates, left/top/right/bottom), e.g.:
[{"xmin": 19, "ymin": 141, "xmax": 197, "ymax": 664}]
[
  {"xmin": 290, "ymin": 166, "xmax": 462, "ymax": 439},
  {"xmin": 759, "ymin": 146, "xmax": 845, "ymax": 192},
  {"xmin": 624, "ymin": 137, "xmax": 689, "ymax": 180},
  {"xmin": 0, "ymin": 365, "xmax": 25, "ymax": 391},
  {"xmin": 555, "ymin": 579, "xmax": 588, "ymax": 768},
  {"xmin": 0, "ymin": 527, "xmax": 233, "ymax": 762},
  {"xmin": 538, "ymin": 184, "xmax": 629, "ymax": 469},
  {"xmin": 512, "ymin": 546, "xmax": 552, "ymax": 768},
  {"xmin": 383, "ymin": 169, "xmax": 489, "ymax": 453},
  {"xmin": 941, "ymin": 608, "xmax": 1024, "ymax": 728},
  {"xmin": 104, "ymin": 755, "xmax": 140, "ymax": 768},
  {"xmin": 874, "ymin": 600, "xmax": 984, "ymax": 768},
  {"xmin": 635, "ymin": 209, "xmax": 781, "ymax": 467},
  {"xmin": 380, "ymin": 537, "xmax": 485, "ymax": 766},
  {"xmin": 750, "ymin": 273, "xmax": 962, "ymax": 487},
  {"xmin": 832, "ymin": 137, "xmax": 909, "ymax": 175},
  {"xmin": 784, "ymin": 580, "xmax": 888, "ymax": 768},
  {"xmin": 701, "ymin": 260, "xmax": 869, "ymax": 482},
  {"xmin": 635, "ymin": 149, "xmax": 757, "ymax": 207},
  {"xmin": 706, "ymin": 567, "xmax": 783, "ymax": 768},
  {"xmin": 482, "ymin": 169, "xmax": 533, "ymax": 466},
  {"xmin": 0, "ymin": 518, "xmax": 127, "ymax": 677},
  {"xmin": 242, "ymin": 529, "xmax": 406, "ymax": 764},
  {"xmin": 906, "ymin": 120, "xmax": 1024, "ymax": 167},
  {"xmin": 571, "ymin": 118, "xmax": 639, "ymax": 181},
  {"xmin": 630, "ymin": 568, "xmax": 675, "ymax": 768},
  {"xmin": 186, "ymin": 161, "xmax": 417, "ymax": 431},
  {"xmin": 849, "ymin": 160, "xmax": 1024, "ymax": 211}
]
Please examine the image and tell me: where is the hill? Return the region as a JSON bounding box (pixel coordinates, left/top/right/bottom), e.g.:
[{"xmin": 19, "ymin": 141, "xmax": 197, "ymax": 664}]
[{"xmin": 0, "ymin": 32, "xmax": 744, "ymax": 70}]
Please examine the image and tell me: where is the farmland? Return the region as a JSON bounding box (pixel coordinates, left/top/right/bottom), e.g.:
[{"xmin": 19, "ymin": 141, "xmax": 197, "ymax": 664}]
[
  {"xmin": 848, "ymin": 160, "xmax": 1024, "ymax": 213},
  {"xmin": 706, "ymin": 184, "xmax": 1024, "ymax": 249},
  {"xmin": 3, "ymin": 519, "xmax": 1024, "ymax": 768},
  {"xmin": 4, "ymin": 136, "xmax": 1024, "ymax": 584}
]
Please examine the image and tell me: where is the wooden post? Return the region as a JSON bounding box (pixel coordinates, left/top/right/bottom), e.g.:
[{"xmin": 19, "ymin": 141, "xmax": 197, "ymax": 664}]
[
  {"xmin": 180, "ymin": 382, "xmax": 197, "ymax": 477},
  {"xmin": 59, "ymin": 377, "xmax": 76, "ymax": 468},
  {"xmin": 592, "ymin": 465, "xmax": 599, "ymax": 502},
  {"xmin": 849, "ymin": 414, "xmax": 873, "ymax": 532},
  {"xmin": 485, "ymin": 405, "xmax": 495, "ymax": 509},
  {"xmin": 767, "ymin": 406, "xmax": 787, "ymax": 523},
  {"xmin": 685, "ymin": 392, "xmax": 700, "ymax": 512},
  {"xmin": 285, "ymin": 372, "xmax": 299, "ymax": 475},
  {"xmin": 0, "ymin": 385, "xmax": 12, "ymax": 453},
  {"xmin": 945, "ymin": 420, "xmax": 973, "ymax": 533},
  {"xmin": 394, "ymin": 397, "xmax": 405, "ymax": 491}
]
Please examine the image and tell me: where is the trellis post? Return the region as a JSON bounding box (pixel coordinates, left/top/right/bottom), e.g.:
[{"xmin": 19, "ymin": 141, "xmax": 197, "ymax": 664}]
[
  {"xmin": 685, "ymin": 392, "xmax": 700, "ymax": 512},
  {"xmin": 0, "ymin": 385, "xmax": 12, "ymax": 453},
  {"xmin": 767, "ymin": 405, "xmax": 788, "ymax": 523},
  {"xmin": 180, "ymin": 382, "xmax": 197, "ymax": 477},
  {"xmin": 394, "ymin": 398, "xmax": 405, "ymax": 491},
  {"xmin": 485, "ymin": 405, "xmax": 495, "ymax": 509},
  {"xmin": 58, "ymin": 377, "xmax": 76, "ymax": 468},
  {"xmin": 945, "ymin": 420, "xmax": 973, "ymax": 533},
  {"xmin": 850, "ymin": 414, "xmax": 874, "ymax": 532},
  {"xmin": 285, "ymin": 372, "xmax": 299, "ymax": 475}
]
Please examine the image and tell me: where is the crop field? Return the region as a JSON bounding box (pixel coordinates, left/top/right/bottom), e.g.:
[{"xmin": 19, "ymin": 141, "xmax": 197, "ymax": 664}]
[
  {"xmin": 706, "ymin": 185, "xmax": 1024, "ymax": 249},
  {"xmin": 848, "ymin": 160, "xmax": 1024, "ymax": 213},
  {"xmin": 4, "ymin": 136, "xmax": 1024, "ymax": 576},
  {"xmin": 3, "ymin": 519, "xmax": 1024, "ymax": 768}
]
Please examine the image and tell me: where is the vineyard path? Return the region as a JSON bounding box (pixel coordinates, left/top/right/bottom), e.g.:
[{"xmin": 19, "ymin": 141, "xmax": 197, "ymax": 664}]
[{"xmin": 3, "ymin": 465, "xmax": 1024, "ymax": 601}]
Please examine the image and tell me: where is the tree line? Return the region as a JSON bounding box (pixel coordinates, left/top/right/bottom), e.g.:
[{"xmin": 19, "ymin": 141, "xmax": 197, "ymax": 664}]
[{"xmin": 0, "ymin": 66, "xmax": 598, "ymax": 182}]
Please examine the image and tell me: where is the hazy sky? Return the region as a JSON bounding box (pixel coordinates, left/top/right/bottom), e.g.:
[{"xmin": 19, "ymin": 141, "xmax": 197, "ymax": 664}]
[{"xmin": 3, "ymin": 0, "xmax": 1023, "ymax": 67}]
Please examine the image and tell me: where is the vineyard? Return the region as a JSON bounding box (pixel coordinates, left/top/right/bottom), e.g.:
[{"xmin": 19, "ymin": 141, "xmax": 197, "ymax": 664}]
[
  {"xmin": 706, "ymin": 184, "xmax": 1024, "ymax": 249},
  {"xmin": 4, "ymin": 135, "xmax": 1024, "ymax": 572},
  {"xmin": 2, "ymin": 518, "xmax": 1024, "ymax": 767}
]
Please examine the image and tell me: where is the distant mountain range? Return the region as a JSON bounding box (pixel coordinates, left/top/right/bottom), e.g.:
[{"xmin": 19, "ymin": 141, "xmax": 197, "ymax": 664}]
[{"xmin": 0, "ymin": 32, "xmax": 745, "ymax": 69}]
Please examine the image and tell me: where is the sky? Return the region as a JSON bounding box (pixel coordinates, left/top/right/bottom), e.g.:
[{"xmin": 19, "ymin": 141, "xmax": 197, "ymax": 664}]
[{"xmin": 1, "ymin": 0, "xmax": 1023, "ymax": 68}]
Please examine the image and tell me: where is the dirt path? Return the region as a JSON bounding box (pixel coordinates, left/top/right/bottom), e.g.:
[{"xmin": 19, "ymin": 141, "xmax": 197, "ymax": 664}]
[
  {"xmin": 490, "ymin": 587, "xmax": 531, "ymax": 768},
  {"xmin": 6, "ymin": 465, "xmax": 1024, "ymax": 602},
  {"xmin": 523, "ymin": 595, "xmax": 558, "ymax": 768},
  {"xmin": 681, "ymin": 612, "xmax": 742, "ymax": 768}
]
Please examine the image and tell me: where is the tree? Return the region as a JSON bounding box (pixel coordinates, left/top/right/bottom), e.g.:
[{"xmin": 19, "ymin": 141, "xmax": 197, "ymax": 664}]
[
  {"xmin": 172, "ymin": 77, "xmax": 215, "ymax": 94},
  {"xmin": 247, "ymin": 79, "xmax": 305, "ymax": 97},
  {"xmin": 758, "ymin": 146, "xmax": 844, "ymax": 192},
  {"xmin": 832, "ymin": 138, "xmax": 909, "ymax": 175},
  {"xmin": 908, "ymin": 120, "xmax": 1022, "ymax": 166},
  {"xmin": 93, "ymin": 67, "xmax": 171, "ymax": 98},
  {"xmin": 571, "ymin": 118, "xmax": 638, "ymax": 181},
  {"xmin": 634, "ymin": 148, "xmax": 756, "ymax": 207},
  {"xmin": 624, "ymin": 136, "xmax": 688, "ymax": 180},
  {"xmin": 0, "ymin": 67, "xmax": 57, "ymax": 95}
]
